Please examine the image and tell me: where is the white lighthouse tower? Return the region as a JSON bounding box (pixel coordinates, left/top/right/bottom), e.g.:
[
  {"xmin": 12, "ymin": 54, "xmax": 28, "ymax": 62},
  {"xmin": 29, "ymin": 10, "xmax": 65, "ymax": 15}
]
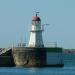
[{"xmin": 28, "ymin": 13, "xmax": 44, "ymax": 47}]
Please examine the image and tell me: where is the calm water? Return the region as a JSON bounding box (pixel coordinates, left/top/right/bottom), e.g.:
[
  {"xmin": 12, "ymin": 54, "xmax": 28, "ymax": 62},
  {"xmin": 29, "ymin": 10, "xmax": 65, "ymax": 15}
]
[{"xmin": 0, "ymin": 53, "xmax": 75, "ymax": 75}]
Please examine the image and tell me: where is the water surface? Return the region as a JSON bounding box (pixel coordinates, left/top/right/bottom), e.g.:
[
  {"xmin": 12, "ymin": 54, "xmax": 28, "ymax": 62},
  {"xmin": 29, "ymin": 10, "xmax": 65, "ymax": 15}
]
[{"xmin": 0, "ymin": 53, "xmax": 75, "ymax": 75}]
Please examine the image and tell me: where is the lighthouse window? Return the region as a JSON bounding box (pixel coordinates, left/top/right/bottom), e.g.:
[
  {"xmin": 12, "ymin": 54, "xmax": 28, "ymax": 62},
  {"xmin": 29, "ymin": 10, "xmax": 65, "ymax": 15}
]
[{"xmin": 32, "ymin": 21, "xmax": 40, "ymax": 25}]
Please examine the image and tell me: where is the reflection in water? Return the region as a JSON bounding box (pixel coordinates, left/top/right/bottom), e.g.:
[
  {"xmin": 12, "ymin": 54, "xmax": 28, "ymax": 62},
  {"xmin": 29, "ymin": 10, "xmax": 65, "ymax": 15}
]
[
  {"xmin": 0, "ymin": 67, "xmax": 75, "ymax": 75},
  {"xmin": 28, "ymin": 68, "xmax": 39, "ymax": 73}
]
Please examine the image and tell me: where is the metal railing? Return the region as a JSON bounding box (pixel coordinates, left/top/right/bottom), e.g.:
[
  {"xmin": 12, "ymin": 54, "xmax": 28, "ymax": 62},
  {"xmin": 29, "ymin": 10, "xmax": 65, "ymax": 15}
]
[
  {"xmin": 14, "ymin": 42, "xmax": 57, "ymax": 48},
  {"xmin": 44, "ymin": 42, "xmax": 57, "ymax": 47}
]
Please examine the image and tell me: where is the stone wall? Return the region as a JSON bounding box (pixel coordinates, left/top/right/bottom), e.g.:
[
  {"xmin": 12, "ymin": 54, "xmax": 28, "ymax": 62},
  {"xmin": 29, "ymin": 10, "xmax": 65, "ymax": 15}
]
[{"xmin": 12, "ymin": 47, "xmax": 46, "ymax": 67}]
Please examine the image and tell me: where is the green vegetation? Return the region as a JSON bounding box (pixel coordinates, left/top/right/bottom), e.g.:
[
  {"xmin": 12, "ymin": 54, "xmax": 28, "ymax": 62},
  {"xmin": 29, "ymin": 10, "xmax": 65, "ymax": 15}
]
[{"xmin": 46, "ymin": 47, "xmax": 62, "ymax": 52}]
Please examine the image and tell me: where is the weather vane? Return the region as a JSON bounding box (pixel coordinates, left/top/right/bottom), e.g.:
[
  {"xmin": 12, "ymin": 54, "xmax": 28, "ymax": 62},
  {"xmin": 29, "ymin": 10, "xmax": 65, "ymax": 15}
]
[{"xmin": 36, "ymin": 12, "xmax": 39, "ymax": 16}]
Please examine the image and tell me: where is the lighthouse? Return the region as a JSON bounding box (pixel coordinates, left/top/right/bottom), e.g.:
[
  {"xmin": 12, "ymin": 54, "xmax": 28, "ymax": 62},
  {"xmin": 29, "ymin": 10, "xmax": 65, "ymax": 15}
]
[
  {"xmin": 12, "ymin": 13, "xmax": 63, "ymax": 67},
  {"xmin": 28, "ymin": 13, "xmax": 44, "ymax": 47},
  {"xmin": 12, "ymin": 13, "xmax": 46, "ymax": 67}
]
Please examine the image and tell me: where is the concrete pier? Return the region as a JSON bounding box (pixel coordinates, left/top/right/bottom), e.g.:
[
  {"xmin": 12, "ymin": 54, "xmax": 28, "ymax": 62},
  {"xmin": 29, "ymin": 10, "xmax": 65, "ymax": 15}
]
[
  {"xmin": 0, "ymin": 49, "xmax": 15, "ymax": 67},
  {"xmin": 12, "ymin": 47, "xmax": 46, "ymax": 67}
]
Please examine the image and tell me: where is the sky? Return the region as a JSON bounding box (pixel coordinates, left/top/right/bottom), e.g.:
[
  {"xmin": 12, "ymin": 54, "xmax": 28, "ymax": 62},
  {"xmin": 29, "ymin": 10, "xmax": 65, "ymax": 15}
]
[{"xmin": 0, "ymin": 0, "xmax": 75, "ymax": 49}]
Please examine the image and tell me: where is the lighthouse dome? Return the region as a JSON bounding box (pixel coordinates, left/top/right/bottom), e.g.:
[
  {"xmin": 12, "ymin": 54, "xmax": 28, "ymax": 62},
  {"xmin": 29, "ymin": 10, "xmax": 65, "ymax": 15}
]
[{"xmin": 32, "ymin": 16, "xmax": 41, "ymax": 21}]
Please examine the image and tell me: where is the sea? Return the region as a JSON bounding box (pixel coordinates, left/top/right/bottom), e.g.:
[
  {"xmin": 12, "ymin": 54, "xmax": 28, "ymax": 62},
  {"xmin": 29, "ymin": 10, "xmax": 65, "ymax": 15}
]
[{"xmin": 0, "ymin": 53, "xmax": 75, "ymax": 75}]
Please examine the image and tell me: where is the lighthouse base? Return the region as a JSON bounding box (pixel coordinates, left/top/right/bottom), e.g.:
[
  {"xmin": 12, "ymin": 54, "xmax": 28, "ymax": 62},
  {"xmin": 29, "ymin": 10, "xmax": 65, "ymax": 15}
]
[
  {"xmin": 12, "ymin": 47, "xmax": 64, "ymax": 67},
  {"xmin": 12, "ymin": 47, "xmax": 46, "ymax": 67}
]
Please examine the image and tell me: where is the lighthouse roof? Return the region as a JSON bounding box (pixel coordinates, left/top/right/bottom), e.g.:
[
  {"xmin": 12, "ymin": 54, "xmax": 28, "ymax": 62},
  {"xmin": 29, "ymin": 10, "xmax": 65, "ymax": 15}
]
[{"xmin": 32, "ymin": 13, "xmax": 41, "ymax": 21}]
